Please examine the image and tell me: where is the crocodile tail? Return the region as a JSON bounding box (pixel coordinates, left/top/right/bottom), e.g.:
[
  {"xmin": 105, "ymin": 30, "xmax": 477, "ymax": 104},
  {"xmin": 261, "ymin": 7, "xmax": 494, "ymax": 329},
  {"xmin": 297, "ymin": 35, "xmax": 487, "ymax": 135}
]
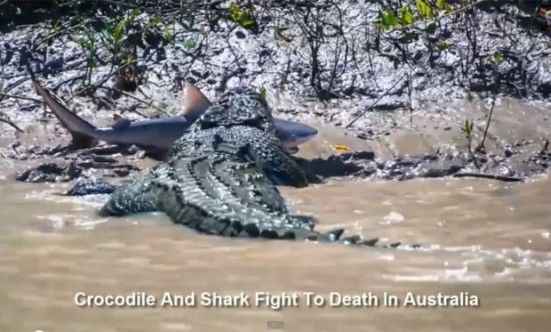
[
  {"xmin": 287, "ymin": 214, "xmax": 317, "ymax": 230},
  {"xmin": 244, "ymin": 213, "xmax": 411, "ymax": 249},
  {"xmin": 305, "ymin": 228, "xmax": 413, "ymax": 249}
]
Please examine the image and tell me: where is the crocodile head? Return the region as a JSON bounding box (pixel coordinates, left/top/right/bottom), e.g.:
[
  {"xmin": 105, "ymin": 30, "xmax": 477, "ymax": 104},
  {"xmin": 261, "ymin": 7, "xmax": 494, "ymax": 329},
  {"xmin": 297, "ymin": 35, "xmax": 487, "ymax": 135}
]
[{"xmin": 197, "ymin": 87, "xmax": 274, "ymax": 132}]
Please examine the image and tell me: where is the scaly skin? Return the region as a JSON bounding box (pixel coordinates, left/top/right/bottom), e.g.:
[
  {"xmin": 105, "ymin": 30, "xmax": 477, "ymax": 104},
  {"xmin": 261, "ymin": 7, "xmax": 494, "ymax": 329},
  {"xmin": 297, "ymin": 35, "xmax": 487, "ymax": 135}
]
[
  {"xmin": 101, "ymin": 87, "xmax": 388, "ymax": 246},
  {"xmin": 101, "ymin": 125, "xmax": 334, "ymax": 240},
  {"xmin": 172, "ymin": 86, "xmax": 309, "ymax": 187},
  {"xmin": 171, "ymin": 125, "xmax": 308, "ymax": 187}
]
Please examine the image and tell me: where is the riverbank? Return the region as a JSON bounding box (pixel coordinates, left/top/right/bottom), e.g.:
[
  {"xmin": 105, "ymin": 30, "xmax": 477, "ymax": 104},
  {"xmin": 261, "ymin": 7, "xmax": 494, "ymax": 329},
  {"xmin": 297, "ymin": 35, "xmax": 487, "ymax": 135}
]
[{"xmin": 0, "ymin": 0, "xmax": 549, "ymax": 185}]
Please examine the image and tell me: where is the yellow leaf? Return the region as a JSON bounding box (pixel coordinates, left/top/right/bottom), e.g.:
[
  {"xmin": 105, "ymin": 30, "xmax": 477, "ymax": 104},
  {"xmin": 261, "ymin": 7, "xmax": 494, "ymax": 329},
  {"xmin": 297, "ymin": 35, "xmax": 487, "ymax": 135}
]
[{"xmin": 333, "ymin": 144, "xmax": 350, "ymax": 153}]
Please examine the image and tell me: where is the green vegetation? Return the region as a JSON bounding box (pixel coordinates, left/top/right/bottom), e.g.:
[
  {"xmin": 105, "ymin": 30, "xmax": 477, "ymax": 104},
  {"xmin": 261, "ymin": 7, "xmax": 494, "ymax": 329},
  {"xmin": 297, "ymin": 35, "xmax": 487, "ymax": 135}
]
[
  {"xmin": 461, "ymin": 119, "xmax": 475, "ymax": 141},
  {"xmin": 461, "ymin": 119, "xmax": 480, "ymax": 169},
  {"xmin": 377, "ymin": 0, "xmax": 453, "ymax": 30},
  {"xmin": 228, "ymin": 2, "xmax": 258, "ymax": 31},
  {"xmin": 258, "ymin": 86, "xmax": 267, "ymax": 102},
  {"xmin": 0, "ymin": 0, "xmax": 545, "ymax": 104},
  {"xmin": 183, "ymin": 38, "xmax": 197, "ymax": 50},
  {"xmin": 0, "ymin": 1, "xmax": 268, "ymax": 94},
  {"xmin": 77, "ymin": 32, "xmax": 98, "ymax": 87}
]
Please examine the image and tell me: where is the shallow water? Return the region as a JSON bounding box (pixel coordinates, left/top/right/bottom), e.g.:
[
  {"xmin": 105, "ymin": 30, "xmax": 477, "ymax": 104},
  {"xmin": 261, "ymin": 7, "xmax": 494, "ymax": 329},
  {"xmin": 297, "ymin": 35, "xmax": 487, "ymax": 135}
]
[{"xmin": 0, "ymin": 175, "xmax": 550, "ymax": 332}]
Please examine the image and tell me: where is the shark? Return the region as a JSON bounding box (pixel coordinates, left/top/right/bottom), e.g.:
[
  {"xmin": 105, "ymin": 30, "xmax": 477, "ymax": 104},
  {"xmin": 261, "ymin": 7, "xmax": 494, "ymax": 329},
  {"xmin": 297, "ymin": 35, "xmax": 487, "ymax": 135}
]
[{"xmin": 31, "ymin": 80, "xmax": 318, "ymax": 157}]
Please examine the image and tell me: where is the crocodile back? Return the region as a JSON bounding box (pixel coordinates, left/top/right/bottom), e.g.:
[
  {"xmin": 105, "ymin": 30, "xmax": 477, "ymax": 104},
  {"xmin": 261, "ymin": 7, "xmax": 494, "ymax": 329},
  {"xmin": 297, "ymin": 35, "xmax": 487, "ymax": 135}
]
[
  {"xmin": 192, "ymin": 87, "xmax": 274, "ymax": 132},
  {"xmin": 170, "ymin": 125, "xmax": 308, "ymax": 187},
  {"xmin": 151, "ymin": 136, "xmax": 317, "ymax": 238}
]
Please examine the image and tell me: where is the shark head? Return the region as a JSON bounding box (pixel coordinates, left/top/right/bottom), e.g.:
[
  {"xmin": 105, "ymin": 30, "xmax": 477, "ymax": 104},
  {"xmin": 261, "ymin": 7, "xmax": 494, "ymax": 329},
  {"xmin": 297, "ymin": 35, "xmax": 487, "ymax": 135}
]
[{"xmin": 273, "ymin": 118, "xmax": 318, "ymax": 150}]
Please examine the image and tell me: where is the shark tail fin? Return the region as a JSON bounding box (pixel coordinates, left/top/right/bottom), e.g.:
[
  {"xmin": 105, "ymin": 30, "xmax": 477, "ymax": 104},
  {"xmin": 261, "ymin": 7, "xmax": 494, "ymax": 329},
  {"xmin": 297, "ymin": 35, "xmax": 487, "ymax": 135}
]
[{"xmin": 32, "ymin": 79, "xmax": 98, "ymax": 148}]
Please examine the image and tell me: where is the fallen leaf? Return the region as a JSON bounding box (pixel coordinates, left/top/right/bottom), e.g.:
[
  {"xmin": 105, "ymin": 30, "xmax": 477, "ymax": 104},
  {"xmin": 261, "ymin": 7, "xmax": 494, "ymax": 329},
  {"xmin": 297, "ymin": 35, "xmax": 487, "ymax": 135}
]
[{"xmin": 333, "ymin": 144, "xmax": 350, "ymax": 153}]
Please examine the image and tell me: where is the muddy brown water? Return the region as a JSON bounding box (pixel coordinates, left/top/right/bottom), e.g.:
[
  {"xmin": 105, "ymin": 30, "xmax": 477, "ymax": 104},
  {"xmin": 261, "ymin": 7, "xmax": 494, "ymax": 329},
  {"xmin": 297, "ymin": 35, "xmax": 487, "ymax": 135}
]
[
  {"xmin": 0, "ymin": 96, "xmax": 550, "ymax": 331},
  {"xmin": 0, "ymin": 174, "xmax": 549, "ymax": 332}
]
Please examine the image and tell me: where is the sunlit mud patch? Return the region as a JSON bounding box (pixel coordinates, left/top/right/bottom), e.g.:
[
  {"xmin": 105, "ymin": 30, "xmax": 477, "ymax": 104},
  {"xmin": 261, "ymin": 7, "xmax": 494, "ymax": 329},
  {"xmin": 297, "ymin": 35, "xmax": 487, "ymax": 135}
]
[
  {"xmin": 379, "ymin": 211, "xmax": 405, "ymax": 225},
  {"xmin": 383, "ymin": 245, "xmax": 551, "ymax": 283},
  {"xmin": 8, "ymin": 183, "xmax": 112, "ymax": 232},
  {"xmin": 24, "ymin": 188, "xmax": 109, "ymax": 208},
  {"xmin": 34, "ymin": 213, "xmax": 109, "ymax": 231}
]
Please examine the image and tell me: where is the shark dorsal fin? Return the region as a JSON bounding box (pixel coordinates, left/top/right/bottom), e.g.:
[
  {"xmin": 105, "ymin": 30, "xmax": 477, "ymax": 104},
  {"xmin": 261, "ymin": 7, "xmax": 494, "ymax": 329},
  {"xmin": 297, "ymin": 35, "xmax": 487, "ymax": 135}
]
[
  {"xmin": 112, "ymin": 114, "xmax": 131, "ymax": 129},
  {"xmin": 181, "ymin": 82, "xmax": 211, "ymax": 120}
]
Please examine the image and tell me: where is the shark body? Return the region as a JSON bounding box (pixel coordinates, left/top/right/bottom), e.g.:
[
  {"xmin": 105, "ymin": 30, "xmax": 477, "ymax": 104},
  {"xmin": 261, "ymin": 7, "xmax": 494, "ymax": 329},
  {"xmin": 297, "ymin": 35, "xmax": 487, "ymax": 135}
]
[{"xmin": 32, "ymin": 80, "xmax": 317, "ymax": 157}]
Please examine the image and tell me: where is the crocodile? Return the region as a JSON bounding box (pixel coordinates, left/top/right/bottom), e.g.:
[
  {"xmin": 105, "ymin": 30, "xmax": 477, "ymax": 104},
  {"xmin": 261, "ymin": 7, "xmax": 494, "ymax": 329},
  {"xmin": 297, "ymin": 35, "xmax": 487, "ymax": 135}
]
[
  {"xmin": 100, "ymin": 87, "xmax": 381, "ymax": 245},
  {"xmin": 31, "ymin": 79, "xmax": 318, "ymax": 157}
]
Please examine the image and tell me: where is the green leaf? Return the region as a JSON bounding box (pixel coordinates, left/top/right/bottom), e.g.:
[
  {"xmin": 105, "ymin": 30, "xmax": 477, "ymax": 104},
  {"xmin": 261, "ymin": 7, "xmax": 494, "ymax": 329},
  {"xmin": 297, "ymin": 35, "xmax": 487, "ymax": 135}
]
[
  {"xmin": 163, "ymin": 29, "xmax": 174, "ymax": 43},
  {"xmin": 491, "ymin": 51, "xmax": 504, "ymax": 65},
  {"xmin": 436, "ymin": 41, "xmax": 451, "ymax": 50},
  {"xmin": 124, "ymin": 54, "xmax": 135, "ymax": 66},
  {"xmin": 183, "ymin": 38, "xmax": 196, "ymax": 49},
  {"xmin": 240, "ymin": 17, "xmax": 256, "ymax": 29},
  {"xmin": 258, "ymin": 86, "xmax": 267, "ymax": 102},
  {"xmin": 148, "ymin": 14, "xmax": 160, "ymax": 28},
  {"xmin": 229, "ymin": 2, "xmax": 242, "ymax": 22},
  {"xmin": 461, "ymin": 120, "xmax": 474, "ymax": 136},
  {"xmin": 415, "ymin": 0, "xmax": 434, "ymax": 19},
  {"xmin": 130, "ymin": 8, "xmax": 140, "ymax": 21},
  {"xmin": 436, "ymin": 0, "xmax": 452, "ymax": 12},
  {"xmin": 79, "ymin": 34, "xmax": 96, "ymax": 53},
  {"xmin": 112, "ymin": 19, "xmax": 125, "ymax": 44},
  {"xmin": 52, "ymin": 20, "xmax": 62, "ymax": 33},
  {"xmin": 378, "ymin": 9, "xmax": 400, "ymax": 30},
  {"xmin": 229, "ymin": 2, "xmax": 257, "ymax": 31},
  {"xmin": 399, "ymin": 6, "xmax": 414, "ymax": 25}
]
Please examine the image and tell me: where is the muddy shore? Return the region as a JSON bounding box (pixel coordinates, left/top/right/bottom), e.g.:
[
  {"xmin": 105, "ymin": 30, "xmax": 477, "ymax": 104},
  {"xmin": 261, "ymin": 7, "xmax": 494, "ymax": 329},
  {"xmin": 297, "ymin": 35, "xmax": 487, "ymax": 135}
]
[{"xmin": 0, "ymin": 1, "xmax": 549, "ymax": 188}]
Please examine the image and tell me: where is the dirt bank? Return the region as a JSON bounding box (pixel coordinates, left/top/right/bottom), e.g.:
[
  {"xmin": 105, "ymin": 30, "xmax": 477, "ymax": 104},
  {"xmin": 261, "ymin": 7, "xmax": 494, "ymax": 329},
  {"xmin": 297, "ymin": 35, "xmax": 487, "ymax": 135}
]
[{"xmin": 0, "ymin": 0, "xmax": 549, "ymax": 186}]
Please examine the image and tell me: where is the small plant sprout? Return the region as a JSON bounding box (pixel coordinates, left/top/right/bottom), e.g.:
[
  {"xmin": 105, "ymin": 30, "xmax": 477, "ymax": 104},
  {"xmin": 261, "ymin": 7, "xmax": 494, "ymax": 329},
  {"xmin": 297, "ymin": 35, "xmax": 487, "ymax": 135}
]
[
  {"xmin": 258, "ymin": 86, "xmax": 267, "ymax": 102},
  {"xmin": 461, "ymin": 119, "xmax": 480, "ymax": 169}
]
